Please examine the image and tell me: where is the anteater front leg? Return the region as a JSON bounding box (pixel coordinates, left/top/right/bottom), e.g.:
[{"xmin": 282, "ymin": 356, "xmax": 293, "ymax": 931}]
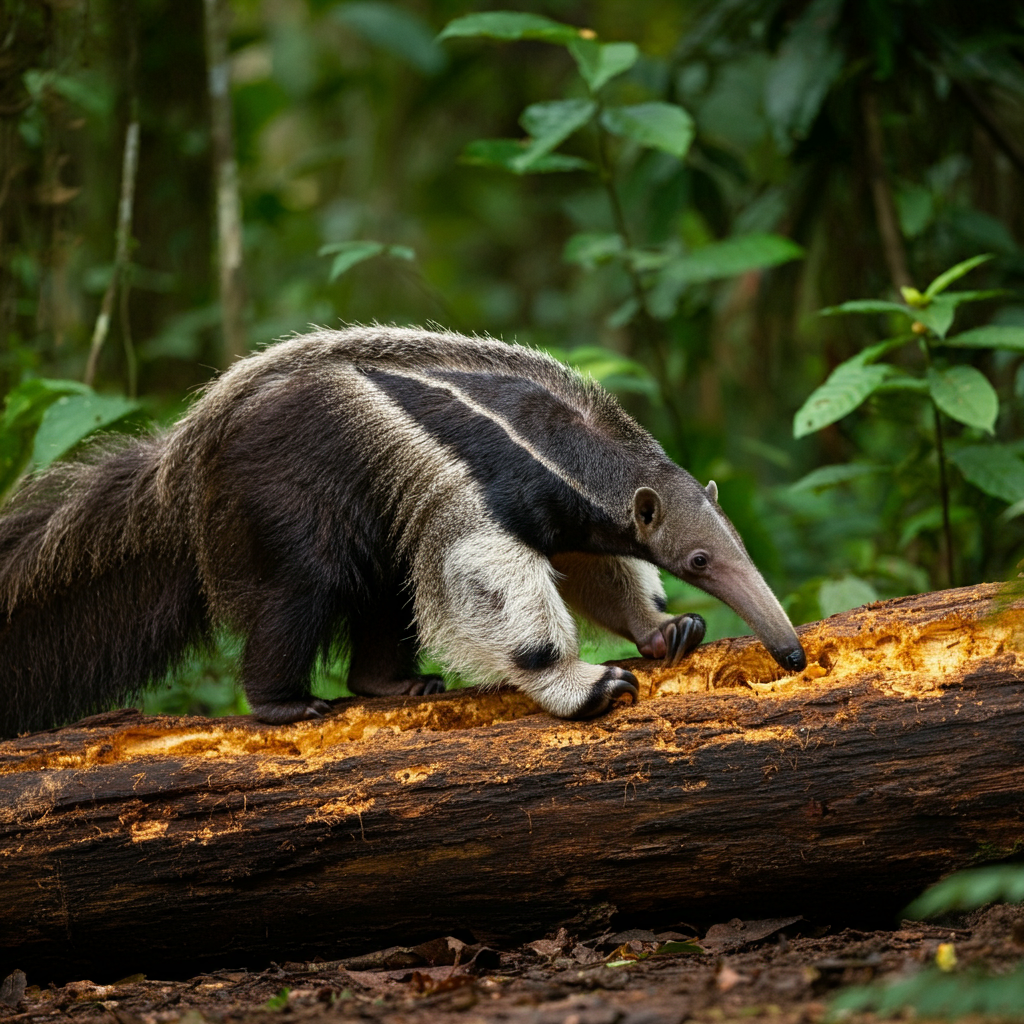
[
  {"xmin": 550, "ymin": 553, "xmax": 705, "ymax": 666},
  {"xmin": 419, "ymin": 530, "xmax": 638, "ymax": 719}
]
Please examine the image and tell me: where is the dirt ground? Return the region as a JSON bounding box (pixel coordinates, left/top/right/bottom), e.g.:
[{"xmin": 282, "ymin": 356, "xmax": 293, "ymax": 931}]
[{"xmin": 4, "ymin": 906, "xmax": 1024, "ymax": 1024}]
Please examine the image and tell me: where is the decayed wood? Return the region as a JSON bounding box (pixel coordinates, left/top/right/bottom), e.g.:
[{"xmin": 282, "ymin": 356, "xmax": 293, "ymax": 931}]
[{"xmin": 1, "ymin": 583, "xmax": 1023, "ymax": 981}]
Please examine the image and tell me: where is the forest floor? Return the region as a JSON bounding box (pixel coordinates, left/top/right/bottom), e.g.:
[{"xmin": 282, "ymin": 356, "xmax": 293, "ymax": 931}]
[{"xmin": 4, "ymin": 905, "xmax": 1024, "ymax": 1024}]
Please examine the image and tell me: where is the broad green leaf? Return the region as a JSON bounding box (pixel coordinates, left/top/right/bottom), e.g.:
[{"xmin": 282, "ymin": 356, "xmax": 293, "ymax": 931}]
[
  {"xmin": 906, "ymin": 865, "xmax": 1024, "ymax": 919},
  {"xmin": 936, "ymin": 289, "xmax": 1006, "ymax": 306},
  {"xmin": 830, "ymin": 964, "xmax": 1024, "ymax": 1017},
  {"xmin": 567, "ymin": 38, "xmax": 638, "ymax": 92},
  {"xmin": 764, "ymin": 0, "xmax": 844, "ymax": 151},
  {"xmin": 819, "ymin": 576, "xmax": 878, "ymax": 618},
  {"xmin": 0, "ymin": 379, "xmax": 93, "ymax": 497},
  {"xmin": 515, "ymin": 99, "xmax": 596, "ymax": 171},
  {"xmin": 24, "ymin": 69, "xmax": 113, "ymax": 118},
  {"xmin": 601, "ymin": 102, "xmax": 695, "ymax": 159},
  {"xmin": 941, "ymin": 325, "xmax": 1024, "ymax": 352},
  {"xmin": 793, "ymin": 361, "xmax": 890, "ymax": 438},
  {"xmin": 333, "ymin": 2, "xmax": 446, "ymax": 74},
  {"xmin": 556, "ymin": 346, "xmax": 657, "ymax": 398},
  {"xmin": 459, "ymin": 139, "xmax": 592, "ymax": 174},
  {"xmin": 949, "ymin": 444, "xmax": 1024, "ymax": 503},
  {"xmin": 789, "ymin": 463, "xmax": 883, "ymax": 493},
  {"xmin": 819, "ymin": 299, "xmax": 912, "ymax": 319},
  {"xmin": 563, "ymin": 232, "xmax": 624, "ymax": 268},
  {"xmin": 2, "ymin": 377, "xmax": 90, "ymax": 432},
  {"xmin": 627, "ymin": 249, "xmax": 672, "ymax": 272},
  {"xmin": 32, "ymin": 393, "xmax": 140, "ymax": 470},
  {"xmin": 911, "ymin": 293, "xmax": 957, "ymax": 338},
  {"xmin": 851, "ymin": 336, "xmax": 913, "ymax": 365},
  {"xmin": 923, "ymin": 253, "xmax": 993, "ymax": 300},
  {"xmin": 927, "ymin": 365, "xmax": 998, "ymax": 432},
  {"xmin": 898, "ymin": 506, "xmax": 968, "ymax": 549},
  {"xmin": 438, "ymin": 12, "xmax": 580, "ymax": 44},
  {"xmin": 387, "ymin": 244, "xmax": 415, "ymax": 262},
  {"xmin": 894, "ymin": 183, "xmax": 933, "ymax": 239},
  {"xmin": 607, "ymin": 297, "xmax": 638, "ymax": 329},
  {"xmin": 648, "ymin": 234, "xmax": 802, "ymax": 318},
  {"xmin": 874, "ymin": 373, "xmax": 928, "ymax": 394},
  {"xmin": 666, "ymin": 234, "xmax": 803, "ymax": 281},
  {"xmin": 319, "ymin": 241, "xmax": 385, "ymax": 280}
]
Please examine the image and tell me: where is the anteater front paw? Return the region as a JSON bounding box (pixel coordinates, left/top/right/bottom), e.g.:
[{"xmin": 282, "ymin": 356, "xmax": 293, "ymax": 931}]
[
  {"xmin": 570, "ymin": 666, "xmax": 639, "ymax": 720},
  {"xmin": 638, "ymin": 614, "xmax": 706, "ymax": 666},
  {"xmin": 249, "ymin": 697, "xmax": 333, "ymax": 724}
]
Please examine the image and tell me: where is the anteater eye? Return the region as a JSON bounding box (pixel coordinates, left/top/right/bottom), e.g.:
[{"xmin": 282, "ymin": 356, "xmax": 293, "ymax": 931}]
[{"xmin": 690, "ymin": 553, "xmax": 709, "ymax": 570}]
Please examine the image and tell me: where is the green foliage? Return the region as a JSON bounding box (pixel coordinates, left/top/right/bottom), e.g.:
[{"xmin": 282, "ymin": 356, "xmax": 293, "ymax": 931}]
[
  {"xmin": 319, "ymin": 241, "xmax": 415, "ymax": 281},
  {"xmin": 0, "ymin": 380, "xmax": 141, "ymax": 500},
  {"xmin": 437, "ymin": 11, "xmax": 579, "ymax": 45},
  {"xmin": 906, "ymin": 866, "xmax": 1024, "ymax": 919},
  {"xmin": 600, "ymin": 103, "xmax": 694, "ymax": 159},
  {"xmin": 2, "ymin": 0, "xmax": 1024, "ymax": 715},
  {"xmin": 829, "ymin": 864, "xmax": 1024, "ymax": 1019},
  {"xmin": 830, "ymin": 965, "xmax": 1024, "ymax": 1020},
  {"xmin": 794, "ymin": 255, "xmax": 1024, "ymax": 585},
  {"xmin": 332, "ymin": 3, "xmax": 446, "ymax": 76}
]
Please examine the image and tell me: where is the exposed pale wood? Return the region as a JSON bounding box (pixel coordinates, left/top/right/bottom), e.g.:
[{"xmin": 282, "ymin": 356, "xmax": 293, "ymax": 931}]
[{"xmin": 1, "ymin": 583, "xmax": 1022, "ymax": 982}]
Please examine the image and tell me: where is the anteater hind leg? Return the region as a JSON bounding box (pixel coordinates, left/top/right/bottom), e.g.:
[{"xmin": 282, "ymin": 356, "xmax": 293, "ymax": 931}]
[
  {"xmin": 240, "ymin": 587, "xmax": 333, "ymax": 724},
  {"xmin": 419, "ymin": 529, "xmax": 638, "ymax": 719},
  {"xmin": 551, "ymin": 552, "xmax": 706, "ymax": 667},
  {"xmin": 346, "ymin": 586, "xmax": 445, "ymax": 697}
]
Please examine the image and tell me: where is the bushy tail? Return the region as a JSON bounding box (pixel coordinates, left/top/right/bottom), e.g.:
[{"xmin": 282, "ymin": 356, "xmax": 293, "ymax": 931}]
[{"xmin": 0, "ymin": 437, "xmax": 210, "ymax": 737}]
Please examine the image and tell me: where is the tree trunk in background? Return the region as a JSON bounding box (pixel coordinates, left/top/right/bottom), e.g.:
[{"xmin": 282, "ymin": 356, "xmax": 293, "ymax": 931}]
[
  {"xmin": 1, "ymin": 583, "xmax": 1022, "ymax": 982},
  {"xmin": 203, "ymin": 0, "xmax": 246, "ymax": 365}
]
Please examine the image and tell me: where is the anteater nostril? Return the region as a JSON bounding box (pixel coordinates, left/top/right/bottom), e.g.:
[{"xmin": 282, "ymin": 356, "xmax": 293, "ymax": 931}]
[{"xmin": 783, "ymin": 648, "xmax": 807, "ymax": 672}]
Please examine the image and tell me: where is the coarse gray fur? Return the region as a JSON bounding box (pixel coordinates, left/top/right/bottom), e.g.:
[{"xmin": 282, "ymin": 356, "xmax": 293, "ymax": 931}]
[{"xmin": 0, "ymin": 325, "xmax": 806, "ymax": 737}]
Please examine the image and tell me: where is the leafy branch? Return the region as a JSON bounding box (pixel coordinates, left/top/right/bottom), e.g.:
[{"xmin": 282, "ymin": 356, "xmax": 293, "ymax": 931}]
[
  {"xmin": 438, "ymin": 10, "xmax": 804, "ymax": 440},
  {"xmin": 793, "ymin": 254, "xmax": 1023, "ymax": 588}
]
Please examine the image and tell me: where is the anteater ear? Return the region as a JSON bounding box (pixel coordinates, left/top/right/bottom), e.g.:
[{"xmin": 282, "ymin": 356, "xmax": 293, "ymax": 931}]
[
  {"xmin": 706, "ymin": 480, "xmax": 718, "ymax": 504},
  {"xmin": 632, "ymin": 487, "xmax": 664, "ymax": 532}
]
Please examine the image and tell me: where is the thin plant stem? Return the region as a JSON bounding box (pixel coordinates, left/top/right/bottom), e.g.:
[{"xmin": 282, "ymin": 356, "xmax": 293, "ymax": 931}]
[
  {"xmin": 862, "ymin": 87, "xmax": 912, "ymax": 292},
  {"xmin": 931, "ymin": 399, "xmax": 955, "ymax": 588},
  {"xmin": 85, "ymin": 119, "xmax": 139, "ymax": 386},
  {"xmin": 921, "ymin": 337, "xmax": 955, "ymax": 588},
  {"xmin": 120, "ymin": 269, "xmax": 137, "ymax": 399},
  {"xmin": 204, "ymin": 0, "xmax": 247, "ymax": 364},
  {"xmin": 593, "ymin": 116, "xmax": 686, "ymax": 443}
]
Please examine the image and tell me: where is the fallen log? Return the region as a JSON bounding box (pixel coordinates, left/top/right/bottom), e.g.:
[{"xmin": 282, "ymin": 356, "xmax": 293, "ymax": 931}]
[{"xmin": 1, "ymin": 582, "xmax": 1022, "ymax": 982}]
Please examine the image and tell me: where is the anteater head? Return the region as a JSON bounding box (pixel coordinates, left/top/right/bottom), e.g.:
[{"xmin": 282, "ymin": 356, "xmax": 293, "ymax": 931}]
[{"xmin": 632, "ymin": 476, "xmax": 806, "ymax": 674}]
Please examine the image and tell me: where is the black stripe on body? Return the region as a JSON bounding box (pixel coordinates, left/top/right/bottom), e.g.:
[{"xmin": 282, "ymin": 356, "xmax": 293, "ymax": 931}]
[
  {"xmin": 430, "ymin": 368, "xmax": 661, "ymax": 488},
  {"xmin": 363, "ymin": 369, "xmax": 619, "ymax": 554}
]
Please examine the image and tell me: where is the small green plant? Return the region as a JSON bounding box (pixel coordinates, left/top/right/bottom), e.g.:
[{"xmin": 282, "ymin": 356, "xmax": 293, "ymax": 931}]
[
  {"xmin": 262, "ymin": 987, "xmax": 290, "ymax": 1011},
  {"xmin": 793, "ymin": 254, "xmax": 1024, "ymax": 588},
  {"xmin": 438, "ymin": 10, "xmax": 804, "ymax": 428},
  {"xmin": 830, "ymin": 865, "xmax": 1024, "ymax": 1020},
  {"xmin": 0, "ymin": 379, "xmax": 143, "ymax": 502}
]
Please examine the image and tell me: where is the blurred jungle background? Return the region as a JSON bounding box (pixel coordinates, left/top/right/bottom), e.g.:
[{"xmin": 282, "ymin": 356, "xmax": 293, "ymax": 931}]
[{"xmin": 2, "ymin": 0, "xmax": 1024, "ymax": 715}]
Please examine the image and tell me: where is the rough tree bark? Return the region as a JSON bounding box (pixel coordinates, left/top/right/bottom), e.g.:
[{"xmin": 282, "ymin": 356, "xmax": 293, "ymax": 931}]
[{"xmin": 1, "ymin": 583, "xmax": 1022, "ymax": 982}]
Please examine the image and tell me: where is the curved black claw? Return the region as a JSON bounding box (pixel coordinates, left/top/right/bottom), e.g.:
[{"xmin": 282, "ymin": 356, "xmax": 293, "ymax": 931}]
[
  {"xmin": 412, "ymin": 675, "xmax": 447, "ymax": 696},
  {"xmin": 250, "ymin": 697, "xmax": 333, "ymax": 725},
  {"xmin": 638, "ymin": 613, "xmax": 706, "ymax": 666},
  {"xmin": 570, "ymin": 666, "xmax": 640, "ymax": 720},
  {"xmin": 664, "ymin": 613, "xmax": 706, "ymax": 666}
]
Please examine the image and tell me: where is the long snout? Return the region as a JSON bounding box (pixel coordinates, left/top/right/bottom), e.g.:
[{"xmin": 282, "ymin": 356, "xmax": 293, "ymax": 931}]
[{"xmin": 698, "ymin": 562, "xmax": 806, "ymax": 673}]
